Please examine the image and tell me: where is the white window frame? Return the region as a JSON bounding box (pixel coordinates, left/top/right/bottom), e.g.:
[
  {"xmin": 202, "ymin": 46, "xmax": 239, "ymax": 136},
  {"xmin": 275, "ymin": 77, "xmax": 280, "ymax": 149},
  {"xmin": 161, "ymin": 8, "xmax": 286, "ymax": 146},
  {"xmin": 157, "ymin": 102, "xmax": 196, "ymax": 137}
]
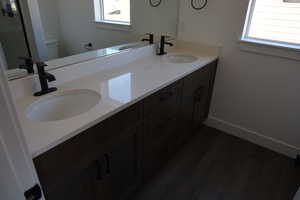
[
  {"xmin": 240, "ymin": 0, "xmax": 300, "ymax": 60},
  {"xmin": 93, "ymin": 0, "xmax": 132, "ymax": 31}
]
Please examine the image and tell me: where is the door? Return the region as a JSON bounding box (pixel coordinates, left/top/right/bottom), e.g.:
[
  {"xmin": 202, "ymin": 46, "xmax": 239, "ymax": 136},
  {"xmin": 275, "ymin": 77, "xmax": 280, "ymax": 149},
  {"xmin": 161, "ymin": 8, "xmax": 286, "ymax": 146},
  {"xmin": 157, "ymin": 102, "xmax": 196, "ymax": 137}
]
[
  {"xmin": 0, "ymin": 46, "xmax": 43, "ymax": 199},
  {"xmin": 94, "ymin": 126, "xmax": 142, "ymax": 200}
]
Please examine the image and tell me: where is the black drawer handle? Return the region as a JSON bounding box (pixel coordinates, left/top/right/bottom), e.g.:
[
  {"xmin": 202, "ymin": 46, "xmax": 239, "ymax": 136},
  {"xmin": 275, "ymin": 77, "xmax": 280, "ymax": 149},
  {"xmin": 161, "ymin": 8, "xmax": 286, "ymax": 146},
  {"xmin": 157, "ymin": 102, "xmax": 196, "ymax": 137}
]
[
  {"xmin": 160, "ymin": 91, "xmax": 174, "ymax": 102},
  {"xmin": 104, "ymin": 153, "xmax": 110, "ymax": 174}
]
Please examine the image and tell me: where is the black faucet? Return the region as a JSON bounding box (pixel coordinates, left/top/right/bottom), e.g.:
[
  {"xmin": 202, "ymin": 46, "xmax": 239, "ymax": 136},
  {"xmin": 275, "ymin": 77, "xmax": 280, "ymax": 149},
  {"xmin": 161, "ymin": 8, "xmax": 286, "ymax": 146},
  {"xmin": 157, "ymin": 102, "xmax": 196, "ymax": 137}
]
[
  {"xmin": 157, "ymin": 36, "xmax": 174, "ymax": 55},
  {"xmin": 34, "ymin": 62, "xmax": 57, "ymax": 96},
  {"xmin": 141, "ymin": 33, "xmax": 154, "ymax": 44},
  {"xmin": 19, "ymin": 57, "xmax": 34, "ymax": 74}
]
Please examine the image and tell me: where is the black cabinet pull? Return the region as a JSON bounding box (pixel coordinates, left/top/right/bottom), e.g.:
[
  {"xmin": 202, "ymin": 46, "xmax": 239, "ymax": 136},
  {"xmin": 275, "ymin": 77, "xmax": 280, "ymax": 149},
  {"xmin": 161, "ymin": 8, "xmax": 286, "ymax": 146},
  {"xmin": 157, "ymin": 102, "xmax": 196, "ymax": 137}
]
[
  {"xmin": 104, "ymin": 154, "xmax": 110, "ymax": 174},
  {"xmin": 95, "ymin": 160, "xmax": 103, "ymax": 180}
]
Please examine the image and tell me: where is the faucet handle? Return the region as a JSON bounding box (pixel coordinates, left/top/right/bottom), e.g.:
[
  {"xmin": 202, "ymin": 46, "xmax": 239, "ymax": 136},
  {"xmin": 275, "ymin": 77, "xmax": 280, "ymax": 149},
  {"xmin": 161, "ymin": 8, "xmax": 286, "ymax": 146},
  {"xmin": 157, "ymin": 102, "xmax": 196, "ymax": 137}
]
[{"xmin": 141, "ymin": 33, "xmax": 154, "ymax": 44}]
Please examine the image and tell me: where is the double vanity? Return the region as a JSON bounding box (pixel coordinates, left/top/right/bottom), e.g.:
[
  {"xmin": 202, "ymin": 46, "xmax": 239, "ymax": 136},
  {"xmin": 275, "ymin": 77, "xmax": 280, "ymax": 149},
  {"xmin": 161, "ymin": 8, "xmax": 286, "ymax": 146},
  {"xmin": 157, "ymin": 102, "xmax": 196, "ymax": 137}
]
[{"xmin": 11, "ymin": 42, "xmax": 219, "ymax": 200}]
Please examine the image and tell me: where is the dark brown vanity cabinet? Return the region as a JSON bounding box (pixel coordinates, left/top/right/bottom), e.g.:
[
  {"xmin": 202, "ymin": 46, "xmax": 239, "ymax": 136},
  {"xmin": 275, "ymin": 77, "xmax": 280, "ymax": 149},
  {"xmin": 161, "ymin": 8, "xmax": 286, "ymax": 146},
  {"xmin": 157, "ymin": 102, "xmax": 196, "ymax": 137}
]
[{"xmin": 33, "ymin": 60, "xmax": 218, "ymax": 200}]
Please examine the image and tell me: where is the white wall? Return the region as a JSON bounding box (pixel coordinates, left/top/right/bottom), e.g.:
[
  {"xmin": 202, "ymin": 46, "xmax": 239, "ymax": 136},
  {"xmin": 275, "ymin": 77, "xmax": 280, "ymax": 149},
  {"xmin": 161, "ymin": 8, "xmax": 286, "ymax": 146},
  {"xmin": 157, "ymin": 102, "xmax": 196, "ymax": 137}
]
[
  {"xmin": 56, "ymin": 0, "xmax": 133, "ymax": 56},
  {"xmin": 37, "ymin": 0, "xmax": 179, "ymax": 57},
  {"xmin": 178, "ymin": 0, "xmax": 300, "ymax": 157},
  {"xmin": 132, "ymin": 0, "xmax": 179, "ymax": 37},
  {"xmin": 37, "ymin": 0, "xmax": 60, "ymax": 41}
]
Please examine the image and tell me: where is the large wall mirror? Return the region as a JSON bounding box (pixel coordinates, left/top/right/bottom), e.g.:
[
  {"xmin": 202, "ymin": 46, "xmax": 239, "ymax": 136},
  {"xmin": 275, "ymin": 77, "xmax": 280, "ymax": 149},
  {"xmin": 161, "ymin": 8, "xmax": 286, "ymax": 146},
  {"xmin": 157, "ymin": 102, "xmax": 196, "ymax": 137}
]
[{"xmin": 0, "ymin": 0, "xmax": 179, "ymax": 80}]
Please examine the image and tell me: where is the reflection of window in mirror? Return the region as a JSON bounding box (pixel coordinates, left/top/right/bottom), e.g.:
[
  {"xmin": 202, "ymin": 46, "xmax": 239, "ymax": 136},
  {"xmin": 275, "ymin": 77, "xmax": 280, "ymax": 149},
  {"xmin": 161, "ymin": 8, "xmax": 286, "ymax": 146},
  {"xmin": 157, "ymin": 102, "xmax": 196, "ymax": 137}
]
[
  {"xmin": 9, "ymin": 0, "xmax": 17, "ymax": 12},
  {"xmin": 1, "ymin": 0, "xmax": 18, "ymax": 16},
  {"xmin": 94, "ymin": 0, "xmax": 131, "ymax": 25}
]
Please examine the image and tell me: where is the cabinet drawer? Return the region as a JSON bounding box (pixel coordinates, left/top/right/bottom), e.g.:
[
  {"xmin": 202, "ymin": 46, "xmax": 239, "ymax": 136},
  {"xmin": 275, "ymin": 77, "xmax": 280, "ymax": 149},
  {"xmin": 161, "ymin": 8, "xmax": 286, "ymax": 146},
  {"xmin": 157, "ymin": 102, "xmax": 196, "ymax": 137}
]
[{"xmin": 144, "ymin": 80, "xmax": 182, "ymax": 122}]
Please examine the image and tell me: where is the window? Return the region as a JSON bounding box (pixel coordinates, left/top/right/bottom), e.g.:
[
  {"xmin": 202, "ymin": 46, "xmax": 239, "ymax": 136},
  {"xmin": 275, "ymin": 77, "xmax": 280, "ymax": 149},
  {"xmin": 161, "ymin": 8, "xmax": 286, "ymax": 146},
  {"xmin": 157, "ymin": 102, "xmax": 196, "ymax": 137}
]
[
  {"xmin": 242, "ymin": 0, "xmax": 300, "ymax": 49},
  {"xmin": 94, "ymin": 0, "xmax": 131, "ymax": 25}
]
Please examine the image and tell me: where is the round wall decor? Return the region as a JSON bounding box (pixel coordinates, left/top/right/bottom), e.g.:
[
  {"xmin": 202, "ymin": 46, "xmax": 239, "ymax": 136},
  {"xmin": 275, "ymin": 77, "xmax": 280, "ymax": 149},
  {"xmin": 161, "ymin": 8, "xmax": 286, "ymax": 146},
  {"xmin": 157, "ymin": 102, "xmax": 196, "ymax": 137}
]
[
  {"xmin": 191, "ymin": 0, "xmax": 208, "ymax": 10},
  {"xmin": 149, "ymin": 0, "xmax": 162, "ymax": 7}
]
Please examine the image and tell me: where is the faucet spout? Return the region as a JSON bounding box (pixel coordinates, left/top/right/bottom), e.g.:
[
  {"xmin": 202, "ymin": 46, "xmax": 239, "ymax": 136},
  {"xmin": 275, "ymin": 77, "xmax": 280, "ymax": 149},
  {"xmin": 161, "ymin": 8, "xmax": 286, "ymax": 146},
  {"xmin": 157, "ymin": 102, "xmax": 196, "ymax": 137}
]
[{"xmin": 165, "ymin": 42, "xmax": 174, "ymax": 47}]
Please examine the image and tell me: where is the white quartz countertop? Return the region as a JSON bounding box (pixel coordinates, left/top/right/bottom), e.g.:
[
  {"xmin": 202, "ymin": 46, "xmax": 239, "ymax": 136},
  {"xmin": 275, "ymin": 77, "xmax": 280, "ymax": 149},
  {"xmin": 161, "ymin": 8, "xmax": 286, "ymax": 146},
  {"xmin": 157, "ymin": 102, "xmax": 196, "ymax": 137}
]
[{"xmin": 15, "ymin": 44, "xmax": 219, "ymax": 158}]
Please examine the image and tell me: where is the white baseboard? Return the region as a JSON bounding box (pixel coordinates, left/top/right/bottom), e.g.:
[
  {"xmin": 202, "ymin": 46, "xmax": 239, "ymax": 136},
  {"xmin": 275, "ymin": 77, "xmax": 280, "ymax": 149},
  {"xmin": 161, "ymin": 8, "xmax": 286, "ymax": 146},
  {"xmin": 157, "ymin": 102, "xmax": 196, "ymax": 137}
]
[{"xmin": 205, "ymin": 116, "xmax": 300, "ymax": 158}]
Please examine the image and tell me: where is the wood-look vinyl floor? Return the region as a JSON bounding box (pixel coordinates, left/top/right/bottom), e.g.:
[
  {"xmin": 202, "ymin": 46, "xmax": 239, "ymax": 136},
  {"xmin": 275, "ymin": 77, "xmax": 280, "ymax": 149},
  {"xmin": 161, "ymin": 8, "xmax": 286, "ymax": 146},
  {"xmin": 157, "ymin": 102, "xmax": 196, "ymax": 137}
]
[{"xmin": 134, "ymin": 126, "xmax": 300, "ymax": 200}]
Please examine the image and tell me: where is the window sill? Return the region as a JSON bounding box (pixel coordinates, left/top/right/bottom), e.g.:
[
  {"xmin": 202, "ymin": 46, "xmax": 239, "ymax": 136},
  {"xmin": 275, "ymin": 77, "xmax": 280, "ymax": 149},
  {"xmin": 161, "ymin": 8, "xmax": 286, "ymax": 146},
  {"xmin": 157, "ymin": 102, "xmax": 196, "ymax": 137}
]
[
  {"xmin": 94, "ymin": 20, "xmax": 132, "ymax": 32},
  {"xmin": 239, "ymin": 38, "xmax": 300, "ymax": 61}
]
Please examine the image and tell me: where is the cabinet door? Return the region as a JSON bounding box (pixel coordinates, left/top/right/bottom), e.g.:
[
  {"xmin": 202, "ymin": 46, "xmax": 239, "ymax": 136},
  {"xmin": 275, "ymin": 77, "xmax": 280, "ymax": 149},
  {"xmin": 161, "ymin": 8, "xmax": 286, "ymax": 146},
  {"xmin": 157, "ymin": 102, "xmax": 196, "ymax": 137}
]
[
  {"xmin": 181, "ymin": 61, "xmax": 218, "ymax": 136},
  {"xmin": 143, "ymin": 80, "xmax": 183, "ymax": 180},
  {"xmin": 44, "ymin": 164, "xmax": 97, "ymax": 200},
  {"xmin": 33, "ymin": 125, "xmax": 100, "ymax": 200},
  {"xmin": 94, "ymin": 125, "xmax": 142, "ymax": 200},
  {"xmin": 143, "ymin": 117, "xmax": 178, "ymax": 180},
  {"xmin": 193, "ymin": 61, "xmax": 217, "ymax": 126}
]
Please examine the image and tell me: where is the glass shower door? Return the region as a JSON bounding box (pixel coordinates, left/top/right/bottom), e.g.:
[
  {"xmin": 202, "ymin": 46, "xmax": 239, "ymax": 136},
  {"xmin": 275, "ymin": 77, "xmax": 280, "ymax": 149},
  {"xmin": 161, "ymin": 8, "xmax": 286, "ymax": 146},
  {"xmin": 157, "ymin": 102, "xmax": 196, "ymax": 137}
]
[{"xmin": 0, "ymin": 0, "xmax": 30, "ymax": 70}]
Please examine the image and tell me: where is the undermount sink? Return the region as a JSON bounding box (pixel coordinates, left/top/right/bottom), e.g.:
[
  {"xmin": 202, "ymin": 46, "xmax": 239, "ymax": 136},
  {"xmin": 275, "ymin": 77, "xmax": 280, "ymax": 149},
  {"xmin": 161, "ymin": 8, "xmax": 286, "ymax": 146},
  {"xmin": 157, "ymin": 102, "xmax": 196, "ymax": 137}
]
[
  {"xmin": 26, "ymin": 89, "xmax": 101, "ymax": 122},
  {"xmin": 166, "ymin": 54, "xmax": 198, "ymax": 64}
]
